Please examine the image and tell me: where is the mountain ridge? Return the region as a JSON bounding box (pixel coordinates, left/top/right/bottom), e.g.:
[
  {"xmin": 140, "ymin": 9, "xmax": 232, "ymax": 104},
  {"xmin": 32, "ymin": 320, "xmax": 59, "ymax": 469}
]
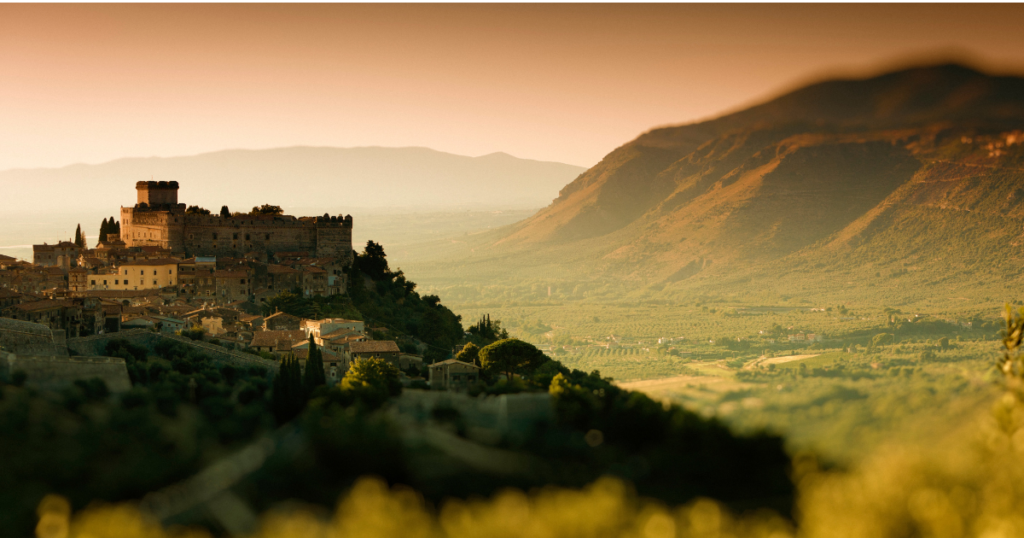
[
  {"xmin": 0, "ymin": 146, "xmax": 587, "ymax": 213},
  {"xmin": 425, "ymin": 63, "xmax": 1024, "ymax": 302}
]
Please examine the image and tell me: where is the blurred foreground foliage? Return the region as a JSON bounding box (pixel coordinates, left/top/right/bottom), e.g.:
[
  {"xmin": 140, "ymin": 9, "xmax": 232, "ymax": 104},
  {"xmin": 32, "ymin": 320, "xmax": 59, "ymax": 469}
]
[{"xmin": 31, "ymin": 304, "xmax": 1024, "ymax": 538}]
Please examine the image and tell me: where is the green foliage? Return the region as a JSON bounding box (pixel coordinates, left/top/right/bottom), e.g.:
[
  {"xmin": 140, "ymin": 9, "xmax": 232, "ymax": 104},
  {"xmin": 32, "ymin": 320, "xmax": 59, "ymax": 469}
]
[
  {"xmin": 342, "ymin": 358, "xmax": 402, "ymax": 405},
  {"xmin": 98, "ymin": 217, "xmax": 109, "ymax": 243},
  {"xmin": 251, "ymin": 204, "xmax": 284, "ymax": 216},
  {"xmin": 260, "ymin": 292, "xmax": 362, "ymax": 320},
  {"xmin": 466, "ymin": 314, "xmax": 509, "ymax": 346},
  {"xmin": 346, "ymin": 241, "xmax": 463, "ymax": 363},
  {"xmin": 185, "ymin": 205, "xmax": 211, "ymax": 215},
  {"xmin": 272, "ymin": 354, "xmax": 305, "ymax": 424},
  {"xmin": 478, "ymin": 338, "xmax": 549, "ymax": 380},
  {"xmin": 454, "ymin": 342, "xmax": 480, "ymax": 364},
  {"xmin": 220, "ymin": 205, "xmax": 231, "ymax": 217},
  {"xmin": 302, "ymin": 335, "xmax": 326, "ymax": 395},
  {"xmin": 73, "ymin": 223, "xmax": 84, "ymax": 248}
]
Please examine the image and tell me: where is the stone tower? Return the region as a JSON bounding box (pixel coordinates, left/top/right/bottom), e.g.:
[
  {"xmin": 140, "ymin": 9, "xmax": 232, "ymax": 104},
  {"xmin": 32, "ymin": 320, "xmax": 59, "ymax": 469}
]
[{"xmin": 136, "ymin": 181, "xmax": 179, "ymax": 207}]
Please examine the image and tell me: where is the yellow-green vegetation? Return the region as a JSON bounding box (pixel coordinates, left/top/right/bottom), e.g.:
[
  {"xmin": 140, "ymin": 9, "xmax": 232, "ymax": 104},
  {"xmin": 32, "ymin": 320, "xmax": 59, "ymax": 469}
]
[{"xmin": 36, "ymin": 307, "xmax": 1024, "ymax": 538}]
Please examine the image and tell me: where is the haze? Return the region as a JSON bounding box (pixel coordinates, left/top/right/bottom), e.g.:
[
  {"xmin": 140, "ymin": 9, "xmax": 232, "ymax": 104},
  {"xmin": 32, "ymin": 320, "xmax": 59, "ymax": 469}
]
[{"xmin": 3, "ymin": 4, "xmax": 1024, "ymax": 173}]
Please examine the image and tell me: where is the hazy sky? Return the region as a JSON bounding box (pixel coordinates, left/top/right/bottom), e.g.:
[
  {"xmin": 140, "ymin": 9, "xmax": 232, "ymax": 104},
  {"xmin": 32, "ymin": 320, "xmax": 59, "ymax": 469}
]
[{"xmin": 2, "ymin": 4, "xmax": 1024, "ymax": 171}]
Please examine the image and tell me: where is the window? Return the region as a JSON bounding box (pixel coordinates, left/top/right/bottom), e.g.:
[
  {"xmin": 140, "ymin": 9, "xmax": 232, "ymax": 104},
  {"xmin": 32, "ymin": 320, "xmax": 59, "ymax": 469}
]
[
  {"xmin": 169, "ymin": 269, "xmax": 173, "ymax": 274},
  {"xmin": 153, "ymin": 280, "xmax": 157, "ymax": 285},
  {"xmin": 103, "ymin": 280, "xmax": 107, "ymax": 285},
  {"xmin": 240, "ymin": 279, "xmax": 246, "ymax": 284},
  {"xmin": 245, "ymin": 233, "xmax": 250, "ymax": 240},
  {"xmin": 123, "ymin": 269, "xmax": 128, "ymax": 275},
  {"xmin": 265, "ymin": 234, "xmax": 270, "ymax": 240},
  {"xmin": 140, "ymin": 269, "xmax": 144, "ymax": 275},
  {"xmin": 153, "ymin": 270, "xmax": 157, "ymax": 275},
  {"xmin": 233, "ymin": 233, "xmax": 238, "ymax": 240},
  {"xmin": 212, "ymin": 233, "xmax": 218, "ymax": 240},
  {"xmin": 115, "ymin": 280, "xmax": 119, "ymax": 285},
  {"xmin": 91, "ymin": 280, "xmax": 96, "ymax": 285}
]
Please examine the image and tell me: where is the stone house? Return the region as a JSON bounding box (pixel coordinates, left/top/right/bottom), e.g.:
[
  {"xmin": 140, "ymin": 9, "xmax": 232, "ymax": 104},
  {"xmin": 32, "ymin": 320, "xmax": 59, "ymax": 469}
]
[
  {"xmin": 428, "ymin": 359, "xmax": 481, "ymax": 391},
  {"xmin": 90, "ymin": 258, "xmax": 179, "ymax": 292},
  {"xmin": 264, "ymin": 311, "xmax": 302, "ymax": 331},
  {"xmin": 303, "ymin": 318, "xmax": 365, "ymax": 339},
  {"xmin": 249, "ymin": 329, "xmax": 308, "ymax": 356},
  {"xmin": 349, "ymin": 340, "xmax": 401, "ymax": 366},
  {"xmin": 33, "ymin": 242, "xmax": 80, "ymax": 268},
  {"xmin": 213, "ymin": 270, "xmax": 250, "ymax": 304}
]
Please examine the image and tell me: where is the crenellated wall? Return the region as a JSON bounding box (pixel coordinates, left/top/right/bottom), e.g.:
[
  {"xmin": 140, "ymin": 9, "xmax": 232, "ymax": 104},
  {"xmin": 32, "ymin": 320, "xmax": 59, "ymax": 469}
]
[{"xmin": 120, "ymin": 188, "xmax": 353, "ymax": 260}]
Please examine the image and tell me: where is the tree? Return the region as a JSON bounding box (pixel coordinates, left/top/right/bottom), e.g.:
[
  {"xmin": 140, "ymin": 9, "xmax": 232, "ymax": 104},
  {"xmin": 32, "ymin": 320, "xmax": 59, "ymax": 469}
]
[
  {"xmin": 113, "ymin": 219, "xmax": 120, "ymax": 235},
  {"xmin": 272, "ymin": 354, "xmax": 305, "ymax": 424},
  {"xmin": 99, "ymin": 218, "xmax": 109, "ymax": 243},
  {"xmin": 252, "ymin": 204, "xmax": 284, "ymax": 216},
  {"xmin": 303, "ymin": 334, "xmax": 326, "ymax": 394},
  {"xmin": 479, "ymin": 338, "xmax": 549, "ymax": 381},
  {"xmin": 455, "ymin": 342, "xmax": 480, "ymax": 364},
  {"xmin": 343, "ymin": 357, "xmax": 402, "ymax": 397},
  {"xmin": 73, "ymin": 224, "xmax": 84, "ymax": 248},
  {"xmin": 467, "ymin": 314, "xmax": 509, "ymax": 346},
  {"xmin": 356, "ymin": 240, "xmax": 390, "ymax": 281},
  {"xmin": 186, "ymin": 206, "xmax": 211, "ymax": 215},
  {"xmin": 220, "ymin": 206, "xmax": 231, "ymax": 218}
]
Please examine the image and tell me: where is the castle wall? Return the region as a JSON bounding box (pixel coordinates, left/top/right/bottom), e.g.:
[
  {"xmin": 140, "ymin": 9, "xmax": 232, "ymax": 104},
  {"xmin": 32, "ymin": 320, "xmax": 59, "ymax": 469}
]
[
  {"xmin": 67, "ymin": 328, "xmax": 279, "ymax": 372},
  {"xmin": 119, "ymin": 183, "xmax": 353, "ymax": 260},
  {"xmin": 121, "ymin": 207, "xmax": 186, "ymax": 253}
]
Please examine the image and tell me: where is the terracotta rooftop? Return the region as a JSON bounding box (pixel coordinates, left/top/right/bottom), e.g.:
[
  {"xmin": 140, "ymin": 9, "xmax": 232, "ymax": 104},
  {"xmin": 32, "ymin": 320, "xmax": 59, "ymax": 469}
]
[
  {"xmin": 250, "ymin": 329, "xmax": 308, "ymax": 348},
  {"xmin": 264, "ymin": 311, "xmax": 299, "ymax": 321},
  {"xmin": 14, "ymin": 299, "xmax": 74, "ymax": 312},
  {"xmin": 350, "ymin": 340, "xmax": 400, "ymax": 354}
]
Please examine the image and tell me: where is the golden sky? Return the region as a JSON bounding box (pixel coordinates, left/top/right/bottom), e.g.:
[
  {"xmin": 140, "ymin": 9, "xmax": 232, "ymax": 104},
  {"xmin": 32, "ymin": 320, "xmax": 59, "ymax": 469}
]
[{"xmin": 2, "ymin": 4, "xmax": 1023, "ymax": 170}]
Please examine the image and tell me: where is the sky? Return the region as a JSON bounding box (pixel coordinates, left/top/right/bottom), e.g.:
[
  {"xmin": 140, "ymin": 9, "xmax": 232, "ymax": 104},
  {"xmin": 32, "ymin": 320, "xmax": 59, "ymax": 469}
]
[{"xmin": 2, "ymin": 4, "xmax": 1024, "ymax": 171}]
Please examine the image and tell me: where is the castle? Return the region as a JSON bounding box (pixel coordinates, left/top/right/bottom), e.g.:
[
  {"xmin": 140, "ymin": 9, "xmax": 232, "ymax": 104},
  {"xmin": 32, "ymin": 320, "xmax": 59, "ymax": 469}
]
[{"xmin": 121, "ymin": 181, "xmax": 353, "ymax": 260}]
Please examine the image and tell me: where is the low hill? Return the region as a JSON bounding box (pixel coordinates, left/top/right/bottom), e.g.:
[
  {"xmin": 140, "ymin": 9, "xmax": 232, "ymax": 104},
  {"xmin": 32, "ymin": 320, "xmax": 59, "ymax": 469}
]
[
  {"xmin": 408, "ymin": 64, "xmax": 1024, "ymax": 306},
  {"xmin": 0, "ymin": 146, "xmax": 586, "ymax": 214}
]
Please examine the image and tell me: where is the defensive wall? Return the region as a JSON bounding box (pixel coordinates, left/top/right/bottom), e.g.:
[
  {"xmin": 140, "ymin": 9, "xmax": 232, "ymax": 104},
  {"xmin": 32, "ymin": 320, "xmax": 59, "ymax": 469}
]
[
  {"xmin": 0, "ymin": 316, "xmax": 68, "ymax": 356},
  {"xmin": 67, "ymin": 329, "xmax": 279, "ymax": 372}
]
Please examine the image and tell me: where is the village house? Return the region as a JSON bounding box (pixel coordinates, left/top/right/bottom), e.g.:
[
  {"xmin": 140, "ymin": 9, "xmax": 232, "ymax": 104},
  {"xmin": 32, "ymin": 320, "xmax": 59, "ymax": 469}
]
[
  {"xmin": 427, "ymin": 359, "xmax": 481, "ymax": 391},
  {"xmin": 303, "ymin": 318, "xmax": 365, "ymax": 338},
  {"xmin": 89, "ymin": 258, "xmax": 179, "ymax": 291},
  {"xmin": 264, "ymin": 311, "xmax": 302, "ymax": 331},
  {"xmin": 249, "ymin": 329, "xmax": 308, "ymax": 356},
  {"xmin": 349, "ymin": 340, "xmax": 401, "ymax": 366},
  {"xmin": 33, "ymin": 241, "xmax": 81, "ymax": 268}
]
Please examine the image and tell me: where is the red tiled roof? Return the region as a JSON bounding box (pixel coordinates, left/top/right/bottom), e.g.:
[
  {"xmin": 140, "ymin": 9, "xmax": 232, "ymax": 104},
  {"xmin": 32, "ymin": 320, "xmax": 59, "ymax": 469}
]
[
  {"xmin": 350, "ymin": 340, "xmax": 400, "ymax": 354},
  {"xmin": 250, "ymin": 329, "xmax": 307, "ymax": 348}
]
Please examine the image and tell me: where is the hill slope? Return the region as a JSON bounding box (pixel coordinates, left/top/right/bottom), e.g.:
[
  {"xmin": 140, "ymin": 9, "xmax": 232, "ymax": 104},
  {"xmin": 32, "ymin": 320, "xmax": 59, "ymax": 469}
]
[
  {"xmin": 0, "ymin": 146, "xmax": 586, "ymax": 214},
  {"xmin": 411, "ymin": 64, "xmax": 1024, "ymax": 304}
]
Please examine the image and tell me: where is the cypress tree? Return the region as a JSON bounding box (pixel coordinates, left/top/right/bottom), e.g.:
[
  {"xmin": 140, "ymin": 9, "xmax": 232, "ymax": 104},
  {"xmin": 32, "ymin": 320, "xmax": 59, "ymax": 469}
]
[
  {"xmin": 99, "ymin": 218, "xmax": 109, "ymax": 243},
  {"xmin": 272, "ymin": 354, "xmax": 305, "ymax": 424},
  {"xmin": 303, "ymin": 334, "xmax": 326, "ymax": 394},
  {"xmin": 74, "ymin": 224, "xmax": 83, "ymax": 248},
  {"xmin": 114, "ymin": 220, "xmax": 121, "ymax": 235}
]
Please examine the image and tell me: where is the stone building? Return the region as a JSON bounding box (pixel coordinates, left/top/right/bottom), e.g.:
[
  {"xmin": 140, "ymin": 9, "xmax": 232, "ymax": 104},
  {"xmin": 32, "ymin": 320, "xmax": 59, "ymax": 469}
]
[
  {"xmin": 88, "ymin": 258, "xmax": 180, "ymax": 291},
  {"xmin": 33, "ymin": 241, "xmax": 80, "ymax": 268},
  {"xmin": 120, "ymin": 181, "xmax": 354, "ymax": 261},
  {"xmin": 427, "ymin": 359, "xmax": 481, "ymax": 391},
  {"xmin": 349, "ymin": 340, "xmax": 401, "ymax": 366}
]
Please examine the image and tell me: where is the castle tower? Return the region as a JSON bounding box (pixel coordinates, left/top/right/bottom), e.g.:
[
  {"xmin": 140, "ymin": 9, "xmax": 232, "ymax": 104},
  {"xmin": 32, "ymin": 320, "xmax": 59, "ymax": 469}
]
[{"xmin": 136, "ymin": 180, "xmax": 179, "ymax": 206}]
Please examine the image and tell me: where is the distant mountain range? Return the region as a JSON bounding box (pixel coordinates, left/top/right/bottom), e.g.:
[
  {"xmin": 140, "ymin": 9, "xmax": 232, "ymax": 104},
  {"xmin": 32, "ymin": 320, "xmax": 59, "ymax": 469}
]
[
  {"xmin": 432, "ymin": 63, "xmax": 1024, "ymax": 301},
  {"xmin": 0, "ymin": 147, "xmax": 586, "ymax": 214}
]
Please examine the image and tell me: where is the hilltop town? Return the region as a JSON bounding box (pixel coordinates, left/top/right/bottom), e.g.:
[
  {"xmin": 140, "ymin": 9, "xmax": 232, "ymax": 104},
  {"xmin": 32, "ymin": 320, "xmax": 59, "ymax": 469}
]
[{"xmin": 0, "ymin": 181, "xmax": 465, "ymax": 391}]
